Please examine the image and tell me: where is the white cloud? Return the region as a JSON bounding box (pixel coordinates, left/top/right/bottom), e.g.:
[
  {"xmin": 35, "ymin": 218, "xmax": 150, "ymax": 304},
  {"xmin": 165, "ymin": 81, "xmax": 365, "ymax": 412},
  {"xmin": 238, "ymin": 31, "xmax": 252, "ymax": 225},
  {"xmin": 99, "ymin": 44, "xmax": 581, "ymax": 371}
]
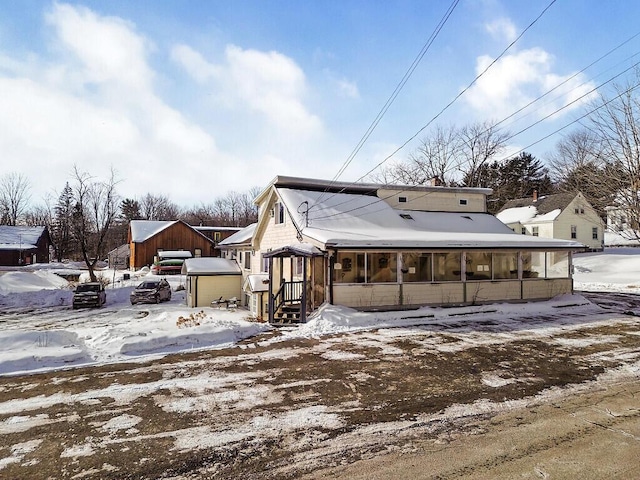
[
  {"xmin": 464, "ymin": 47, "xmax": 597, "ymax": 122},
  {"xmin": 485, "ymin": 18, "xmax": 518, "ymax": 43},
  {"xmin": 173, "ymin": 43, "xmax": 323, "ymax": 137}
]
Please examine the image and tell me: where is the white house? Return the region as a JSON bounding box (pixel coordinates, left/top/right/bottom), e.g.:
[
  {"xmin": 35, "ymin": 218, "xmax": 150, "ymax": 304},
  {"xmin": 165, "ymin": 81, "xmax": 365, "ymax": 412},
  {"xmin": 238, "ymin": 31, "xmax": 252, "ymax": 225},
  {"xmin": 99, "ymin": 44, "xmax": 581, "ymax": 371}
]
[
  {"xmin": 220, "ymin": 176, "xmax": 584, "ymax": 323},
  {"xmin": 497, "ymin": 191, "xmax": 604, "ymax": 251}
]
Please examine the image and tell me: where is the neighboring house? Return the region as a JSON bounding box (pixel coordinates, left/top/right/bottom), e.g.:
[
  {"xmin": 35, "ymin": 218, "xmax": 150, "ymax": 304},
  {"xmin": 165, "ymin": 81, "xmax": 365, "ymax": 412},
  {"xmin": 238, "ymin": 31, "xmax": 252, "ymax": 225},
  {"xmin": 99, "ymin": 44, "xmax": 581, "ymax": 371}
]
[
  {"xmin": 218, "ymin": 176, "xmax": 584, "ymax": 323},
  {"xmin": 496, "ymin": 191, "xmax": 604, "ymax": 251},
  {"xmin": 182, "ymin": 257, "xmax": 242, "ymax": 308},
  {"xmin": 217, "ymin": 223, "xmax": 267, "ymax": 317},
  {"xmin": 604, "ymin": 202, "xmax": 640, "ymax": 247},
  {"xmin": 193, "ymin": 226, "xmax": 243, "ymax": 247},
  {"xmin": 128, "ymin": 220, "xmax": 217, "ymax": 270},
  {"xmin": 107, "ymin": 244, "xmax": 130, "ymax": 270},
  {"xmin": 0, "ymin": 226, "xmax": 53, "ymax": 266}
]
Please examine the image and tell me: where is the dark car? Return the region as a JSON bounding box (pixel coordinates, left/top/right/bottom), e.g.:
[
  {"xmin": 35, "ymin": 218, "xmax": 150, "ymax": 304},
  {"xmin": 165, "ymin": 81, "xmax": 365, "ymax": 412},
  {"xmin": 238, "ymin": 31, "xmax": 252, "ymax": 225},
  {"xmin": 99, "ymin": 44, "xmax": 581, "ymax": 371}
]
[
  {"xmin": 73, "ymin": 282, "xmax": 106, "ymax": 309},
  {"xmin": 130, "ymin": 279, "xmax": 172, "ymax": 305}
]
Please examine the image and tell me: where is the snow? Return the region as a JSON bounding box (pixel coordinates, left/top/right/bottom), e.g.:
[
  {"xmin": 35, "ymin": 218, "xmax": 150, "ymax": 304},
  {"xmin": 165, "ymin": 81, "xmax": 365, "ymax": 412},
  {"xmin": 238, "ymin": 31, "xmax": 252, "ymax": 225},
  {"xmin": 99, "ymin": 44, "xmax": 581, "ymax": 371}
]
[
  {"xmin": 278, "ymin": 188, "xmax": 582, "ymax": 249},
  {"xmin": 496, "ymin": 205, "xmax": 561, "ymax": 224},
  {"xmin": 0, "ymin": 248, "xmax": 638, "ymax": 377}
]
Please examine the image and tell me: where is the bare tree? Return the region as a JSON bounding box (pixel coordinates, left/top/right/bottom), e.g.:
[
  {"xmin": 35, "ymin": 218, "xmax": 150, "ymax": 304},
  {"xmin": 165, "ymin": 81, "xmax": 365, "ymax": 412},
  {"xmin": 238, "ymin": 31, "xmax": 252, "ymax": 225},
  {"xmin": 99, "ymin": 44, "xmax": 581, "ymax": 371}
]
[
  {"xmin": 546, "ymin": 129, "xmax": 616, "ymax": 217},
  {"xmin": 583, "ymin": 80, "xmax": 640, "ymax": 238},
  {"xmin": 139, "ymin": 193, "xmax": 181, "ymax": 221},
  {"xmin": 369, "ymin": 122, "xmax": 508, "ymax": 187},
  {"xmin": 0, "ymin": 172, "xmax": 31, "ymax": 225},
  {"xmin": 458, "ymin": 121, "xmax": 510, "ymax": 187},
  {"xmin": 70, "ymin": 166, "xmax": 120, "ymax": 282}
]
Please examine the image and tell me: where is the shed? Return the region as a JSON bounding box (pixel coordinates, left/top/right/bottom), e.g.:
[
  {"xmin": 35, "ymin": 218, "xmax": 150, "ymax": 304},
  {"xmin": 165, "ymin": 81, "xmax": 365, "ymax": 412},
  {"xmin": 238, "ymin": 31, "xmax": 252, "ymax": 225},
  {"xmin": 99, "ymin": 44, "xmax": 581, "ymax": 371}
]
[
  {"xmin": 181, "ymin": 257, "xmax": 242, "ymax": 308},
  {"xmin": 0, "ymin": 226, "xmax": 53, "ymax": 266}
]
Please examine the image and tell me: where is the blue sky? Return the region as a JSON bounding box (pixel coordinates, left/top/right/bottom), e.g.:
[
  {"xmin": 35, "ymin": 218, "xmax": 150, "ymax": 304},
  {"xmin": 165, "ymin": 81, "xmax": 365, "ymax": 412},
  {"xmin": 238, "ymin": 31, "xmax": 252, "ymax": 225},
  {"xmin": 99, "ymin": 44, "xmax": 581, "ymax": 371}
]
[{"xmin": 2, "ymin": 1, "xmax": 640, "ymax": 206}]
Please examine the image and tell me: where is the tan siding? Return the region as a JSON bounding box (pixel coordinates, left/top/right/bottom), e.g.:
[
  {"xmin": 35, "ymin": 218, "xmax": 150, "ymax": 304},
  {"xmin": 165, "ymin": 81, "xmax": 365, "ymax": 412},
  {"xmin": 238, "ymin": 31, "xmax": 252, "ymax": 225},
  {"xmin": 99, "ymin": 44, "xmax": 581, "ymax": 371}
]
[
  {"xmin": 401, "ymin": 283, "xmax": 465, "ymax": 306},
  {"xmin": 186, "ymin": 274, "xmax": 242, "ymax": 308},
  {"xmin": 465, "ymin": 281, "xmax": 521, "ymax": 303},
  {"xmin": 378, "ymin": 189, "xmax": 486, "ymax": 212},
  {"xmin": 333, "ymin": 284, "xmax": 401, "ymax": 308},
  {"xmin": 554, "ymin": 196, "xmax": 604, "ymax": 250},
  {"xmin": 522, "ymin": 278, "xmax": 572, "ymax": 300}
]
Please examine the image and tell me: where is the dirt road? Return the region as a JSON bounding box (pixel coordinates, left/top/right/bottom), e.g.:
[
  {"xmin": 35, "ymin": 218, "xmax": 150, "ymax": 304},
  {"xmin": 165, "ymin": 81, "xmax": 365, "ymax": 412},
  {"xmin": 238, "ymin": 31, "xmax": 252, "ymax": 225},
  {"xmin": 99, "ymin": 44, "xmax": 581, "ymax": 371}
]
[
  {"xmin": 303, "ymin": 379, "xmax": 640, "ymax": 479},
  {"xmin": 0, "ymin": 297, "xmax": 639, "ymax": 479}
]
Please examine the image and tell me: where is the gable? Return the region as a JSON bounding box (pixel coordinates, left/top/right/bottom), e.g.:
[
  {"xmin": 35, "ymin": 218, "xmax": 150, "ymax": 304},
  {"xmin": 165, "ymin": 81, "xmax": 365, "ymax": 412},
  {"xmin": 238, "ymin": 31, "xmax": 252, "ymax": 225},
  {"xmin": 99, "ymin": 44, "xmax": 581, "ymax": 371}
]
[{"xmin": 0, "ymin": 226, "xmax": 48, "ymax": 249}]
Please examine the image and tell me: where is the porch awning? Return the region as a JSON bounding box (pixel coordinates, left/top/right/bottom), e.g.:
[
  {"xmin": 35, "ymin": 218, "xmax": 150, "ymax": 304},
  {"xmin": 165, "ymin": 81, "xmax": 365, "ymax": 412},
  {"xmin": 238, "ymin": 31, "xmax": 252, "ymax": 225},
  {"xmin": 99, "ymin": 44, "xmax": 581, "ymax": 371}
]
[
  {"xmin": 262, "ymin": 243, "xmax": 324, "ymax": 258},
  {"xmin": 244, "ymin": 274, "xmax": 270, "ymax": 293}
]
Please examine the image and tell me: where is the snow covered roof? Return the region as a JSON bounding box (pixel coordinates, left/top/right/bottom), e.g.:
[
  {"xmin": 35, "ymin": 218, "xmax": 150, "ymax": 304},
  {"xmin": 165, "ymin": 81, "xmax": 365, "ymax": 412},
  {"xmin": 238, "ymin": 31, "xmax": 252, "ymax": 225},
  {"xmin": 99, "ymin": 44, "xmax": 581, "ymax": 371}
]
[
  {"xmin": 496, "ymin": 206, "xmax": 562, "ymax": 225},
  {"xmin": 181, "ymin": 257, "xmax": 241, "ymax": 275},
  {"xmin": 263, "ymin": 243, "xmax": 323, "ymax": 258},
  {"xmin": 0, "ymin": 226, "xmax": 47, "ymax": 250},
  {"xmin": 158, "ymin": 250, "xmax": 192, "ymax": 259},
  {"xmin": 218, "ymin": 223, "xmax": 257, "ymax": 247},
  {"xmin": 129, "ymin": 220, "xmax": 177, "ymax": 242},
  {"xmin": 244, "ymin": 274, "xmax": 269, "ymax": 292},
  {"xmin": 277, "ymin": 188, "xmax": 583, "ymax": 250}
]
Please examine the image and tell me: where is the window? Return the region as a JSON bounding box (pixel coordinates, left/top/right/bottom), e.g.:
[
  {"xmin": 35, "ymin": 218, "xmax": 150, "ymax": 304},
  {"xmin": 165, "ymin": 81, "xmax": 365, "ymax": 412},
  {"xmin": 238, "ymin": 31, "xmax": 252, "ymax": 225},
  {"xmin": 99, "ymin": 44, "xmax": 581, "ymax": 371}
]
[
  {"xmin": 592, "ymin": 227, "xmax": 598, "ymax": 240},
  {"xmin": 261, "ymin": 254, "xmax": 270, "ymax": 273},
  {"xmin": 571, "ymin": 225, "xmax": 577, "ymax": 239},
  {"xmin": 293, "ymin": 257, "xmax": 303, "ymax": 276},
  {"xmin": 433, "ymin": 252, "xmax": 461, "ymax": 282},
  {"xmin": 214, "ymin": 232, "xmax": 221, "ymax": 242},
  {"xmin": 521, "ymin": 227, "xmax": 526, "ymax": 235},
  {"xmin": 194, "ymin": 248, "xmax": 202, "ymax": 258},
  {"xmin": 368, "ymin": 253, "xmax": 397, "ymax": 283},
  {"xmin": 401, "ymin": 252, "xmax": 432, "ymax": 282},
  {"xmin": 522, "ymin": 251, "xmax": 545, "ymax": 278},
  {"xmin": 459, "ymin": 199, "xmax": 468, "ymax": 206},
  {"xmin": 580, "ymin": 208, "xmax": 585, "ymax": 214},
  {"xmin": 244, "ymin": 251, "xmax": 251, "ymax": 269},
  {"xmin": 574, "ymin": 208, "xmax": 579, "ymax": 214},
  {"xmin": 334, "ymin": 252, "xmax": 366, "ymax": 283},
  {"xmin": 465, "ymin": 251, "xmax": 492, "ymax": 280},
  {"xmin": 274, "ymin": 202, "xmax": 285, "ymax": 225},
  {"xmin": 547, "ymin": 251, "xmax": 569, "ymax": 278},
  {"xmin": 399, "ymin": 196, "xmax": 407, "ymax": 203},
  {"xmin": 492, "ymin": 252, "xmax": 519, "ymax": 279},
  {"xmin": 532, "ymin": 226, "xmax": 539, "ymax": 237}
]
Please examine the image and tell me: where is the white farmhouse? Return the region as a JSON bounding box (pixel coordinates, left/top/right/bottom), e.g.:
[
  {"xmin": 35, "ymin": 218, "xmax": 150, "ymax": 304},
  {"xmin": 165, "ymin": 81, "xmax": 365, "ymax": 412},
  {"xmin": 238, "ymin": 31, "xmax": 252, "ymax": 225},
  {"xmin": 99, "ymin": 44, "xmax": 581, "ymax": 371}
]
[
  {"xmin": 497, "ymin": 191, "xmax": 604, "ymax": 251},
  {"xmin": 218, "ymin": 176, "xmax": 584, "ymax": 324}
]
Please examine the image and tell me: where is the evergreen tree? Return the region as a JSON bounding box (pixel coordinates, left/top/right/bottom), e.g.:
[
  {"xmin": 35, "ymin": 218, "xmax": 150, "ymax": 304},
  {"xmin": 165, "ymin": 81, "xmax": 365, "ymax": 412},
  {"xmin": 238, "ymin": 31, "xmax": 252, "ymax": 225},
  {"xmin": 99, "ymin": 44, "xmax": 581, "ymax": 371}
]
[{"xmin": 51, "ymin": 182, "xmax": 75, "ymax": 261}]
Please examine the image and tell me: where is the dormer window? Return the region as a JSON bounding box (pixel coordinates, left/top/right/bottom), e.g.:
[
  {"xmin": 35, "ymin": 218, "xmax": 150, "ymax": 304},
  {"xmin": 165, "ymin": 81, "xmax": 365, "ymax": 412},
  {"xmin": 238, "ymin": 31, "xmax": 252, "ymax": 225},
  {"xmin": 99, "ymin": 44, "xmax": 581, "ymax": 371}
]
[
  {"xmin": 399, "ymin": 196, "xmax": 407, "ymax": 203},
  {"xmin": 459, "ymin": 199, "xmax": 468, "ymax": 206}
]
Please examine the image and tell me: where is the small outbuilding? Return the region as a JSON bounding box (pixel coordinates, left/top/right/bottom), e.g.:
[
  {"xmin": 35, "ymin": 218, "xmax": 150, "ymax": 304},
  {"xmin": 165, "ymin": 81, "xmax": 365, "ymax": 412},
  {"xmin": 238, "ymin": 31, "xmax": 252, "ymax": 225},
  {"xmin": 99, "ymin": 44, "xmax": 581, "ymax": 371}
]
[
  {"xmin": 0, "ymin": 226, "xmax": 53, "ymax": 266},
  {"xmin": 182, "ymin": 257, "xmax": 242, "ymax": 308}
]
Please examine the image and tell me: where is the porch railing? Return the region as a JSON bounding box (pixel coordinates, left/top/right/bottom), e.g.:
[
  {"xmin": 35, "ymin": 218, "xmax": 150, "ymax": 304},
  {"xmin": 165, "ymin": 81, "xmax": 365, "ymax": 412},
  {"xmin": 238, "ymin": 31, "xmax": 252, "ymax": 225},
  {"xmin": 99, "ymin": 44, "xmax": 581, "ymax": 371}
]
[{"xmin": 273, "ymin": 280, "xmax": 303, "ymax": 314}]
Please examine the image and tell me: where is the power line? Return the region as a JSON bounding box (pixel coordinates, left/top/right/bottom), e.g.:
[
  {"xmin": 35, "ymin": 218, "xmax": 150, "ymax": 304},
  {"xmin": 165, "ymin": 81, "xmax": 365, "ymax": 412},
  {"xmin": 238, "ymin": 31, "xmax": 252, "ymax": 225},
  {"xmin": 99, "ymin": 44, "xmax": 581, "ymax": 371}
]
[
  {"xmin": 311, "ymin": 0, "xmax": 558, "ymax": 214},
  {"xmin": 311, "ymin": 0, "xmax": 460, "ymax": 208}
]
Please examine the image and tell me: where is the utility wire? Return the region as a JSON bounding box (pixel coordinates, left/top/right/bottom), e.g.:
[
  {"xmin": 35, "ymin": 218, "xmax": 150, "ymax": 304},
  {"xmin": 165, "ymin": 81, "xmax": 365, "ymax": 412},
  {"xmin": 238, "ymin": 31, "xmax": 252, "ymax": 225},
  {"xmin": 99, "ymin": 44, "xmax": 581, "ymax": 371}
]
[
  {"xmin": 311, "ymin": 0, "xmax": 558, "ymax": 213},
  {"xmin": 311, "ymin": 0, "xmax": 460, "ymax": 208}
]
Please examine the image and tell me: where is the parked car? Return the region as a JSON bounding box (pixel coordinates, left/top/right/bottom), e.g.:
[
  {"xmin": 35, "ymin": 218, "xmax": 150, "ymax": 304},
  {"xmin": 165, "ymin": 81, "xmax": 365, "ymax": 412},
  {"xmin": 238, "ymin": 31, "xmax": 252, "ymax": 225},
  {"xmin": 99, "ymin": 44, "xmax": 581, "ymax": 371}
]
[
  {"xmin": 72, "ymin": 282, "xmax": 106, "ymax": 309},
  {"xmin": 130, "ymin": 279, "xmax": 172, "ymax": 305}
]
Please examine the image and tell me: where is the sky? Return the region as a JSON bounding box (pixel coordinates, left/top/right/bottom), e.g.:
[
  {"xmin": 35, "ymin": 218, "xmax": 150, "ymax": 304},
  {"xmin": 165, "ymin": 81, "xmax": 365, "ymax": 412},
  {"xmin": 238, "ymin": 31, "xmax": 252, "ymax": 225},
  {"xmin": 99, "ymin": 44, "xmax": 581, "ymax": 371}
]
[{"xmin": 2, "ymin": 1, "xmax": 640, "ymax": 207}]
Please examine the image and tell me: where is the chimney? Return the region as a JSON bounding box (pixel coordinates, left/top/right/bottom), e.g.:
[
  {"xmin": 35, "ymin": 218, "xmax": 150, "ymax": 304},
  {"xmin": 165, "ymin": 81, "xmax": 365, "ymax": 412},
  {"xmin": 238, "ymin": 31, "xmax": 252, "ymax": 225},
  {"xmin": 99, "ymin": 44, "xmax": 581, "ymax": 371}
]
[
  {"xmin": 533, "ymin": 189, "xmax": 538, "ymax": 202},
  {"xmin": 428, "ymin": 176, "xmax": 442, "ymax": 187}
]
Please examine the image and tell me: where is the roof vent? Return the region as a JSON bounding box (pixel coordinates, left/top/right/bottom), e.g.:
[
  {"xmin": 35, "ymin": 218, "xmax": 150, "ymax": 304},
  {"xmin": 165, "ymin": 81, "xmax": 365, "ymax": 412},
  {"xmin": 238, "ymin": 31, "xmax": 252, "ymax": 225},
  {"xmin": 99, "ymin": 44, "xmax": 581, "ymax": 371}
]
[{"xmin": 399, "ymin": 213, "xmax": 414, "ymax": 220}]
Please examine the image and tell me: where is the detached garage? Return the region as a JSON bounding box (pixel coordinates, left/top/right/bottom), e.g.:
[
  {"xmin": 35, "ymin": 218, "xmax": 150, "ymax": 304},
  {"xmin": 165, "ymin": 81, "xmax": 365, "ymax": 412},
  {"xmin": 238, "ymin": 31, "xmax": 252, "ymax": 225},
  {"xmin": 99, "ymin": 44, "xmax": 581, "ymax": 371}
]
[{"xmin": 182, "ymin": 257, "xmax": 242, "ymax": 308}]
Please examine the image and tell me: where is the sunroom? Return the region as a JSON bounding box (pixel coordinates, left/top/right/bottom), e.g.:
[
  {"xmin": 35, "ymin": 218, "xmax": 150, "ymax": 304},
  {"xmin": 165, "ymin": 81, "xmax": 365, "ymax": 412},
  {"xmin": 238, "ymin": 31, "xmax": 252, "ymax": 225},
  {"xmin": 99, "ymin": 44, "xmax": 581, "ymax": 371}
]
[{"xmin": 330, "ymin": 249, "xmax": 573, "ymax": 309}]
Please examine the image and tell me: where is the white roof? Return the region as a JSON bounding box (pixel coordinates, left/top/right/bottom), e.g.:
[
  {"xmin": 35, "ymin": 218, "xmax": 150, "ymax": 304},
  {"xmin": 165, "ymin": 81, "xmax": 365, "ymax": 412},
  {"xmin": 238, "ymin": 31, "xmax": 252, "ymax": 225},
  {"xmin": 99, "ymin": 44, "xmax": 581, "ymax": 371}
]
[
  {"xmin": 181, "ymin": 257, "xmax": 241, "ymax": 275},
  {"xmin": 244, "ymin": 274, "xmax": 269, "ymax": 292},
  {"xmin": 129, "ymin": 220, "xmax": 176, "ymax": 242},
  {"xmin": 277, "ymin": 188, "xmax": 582, "ymax": 249},
  {"xmin": 0, "ymin": 226, "xmax": 46, "ymax": 250},
  {"xmin": 496, "ymin": 206, "xmax": 562, "ymax": 225},
  {"xmin": 218, "ymin": 223, "xmax": 257, "ymax": 247}
]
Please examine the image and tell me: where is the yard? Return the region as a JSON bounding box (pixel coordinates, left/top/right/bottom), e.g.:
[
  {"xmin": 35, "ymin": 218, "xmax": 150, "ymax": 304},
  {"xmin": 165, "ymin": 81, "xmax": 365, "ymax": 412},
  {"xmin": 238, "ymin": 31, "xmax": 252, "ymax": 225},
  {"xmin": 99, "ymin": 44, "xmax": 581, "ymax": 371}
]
[{"xmin": 0, "ymin": 250, "xmax": 639, "ymax": 478}]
